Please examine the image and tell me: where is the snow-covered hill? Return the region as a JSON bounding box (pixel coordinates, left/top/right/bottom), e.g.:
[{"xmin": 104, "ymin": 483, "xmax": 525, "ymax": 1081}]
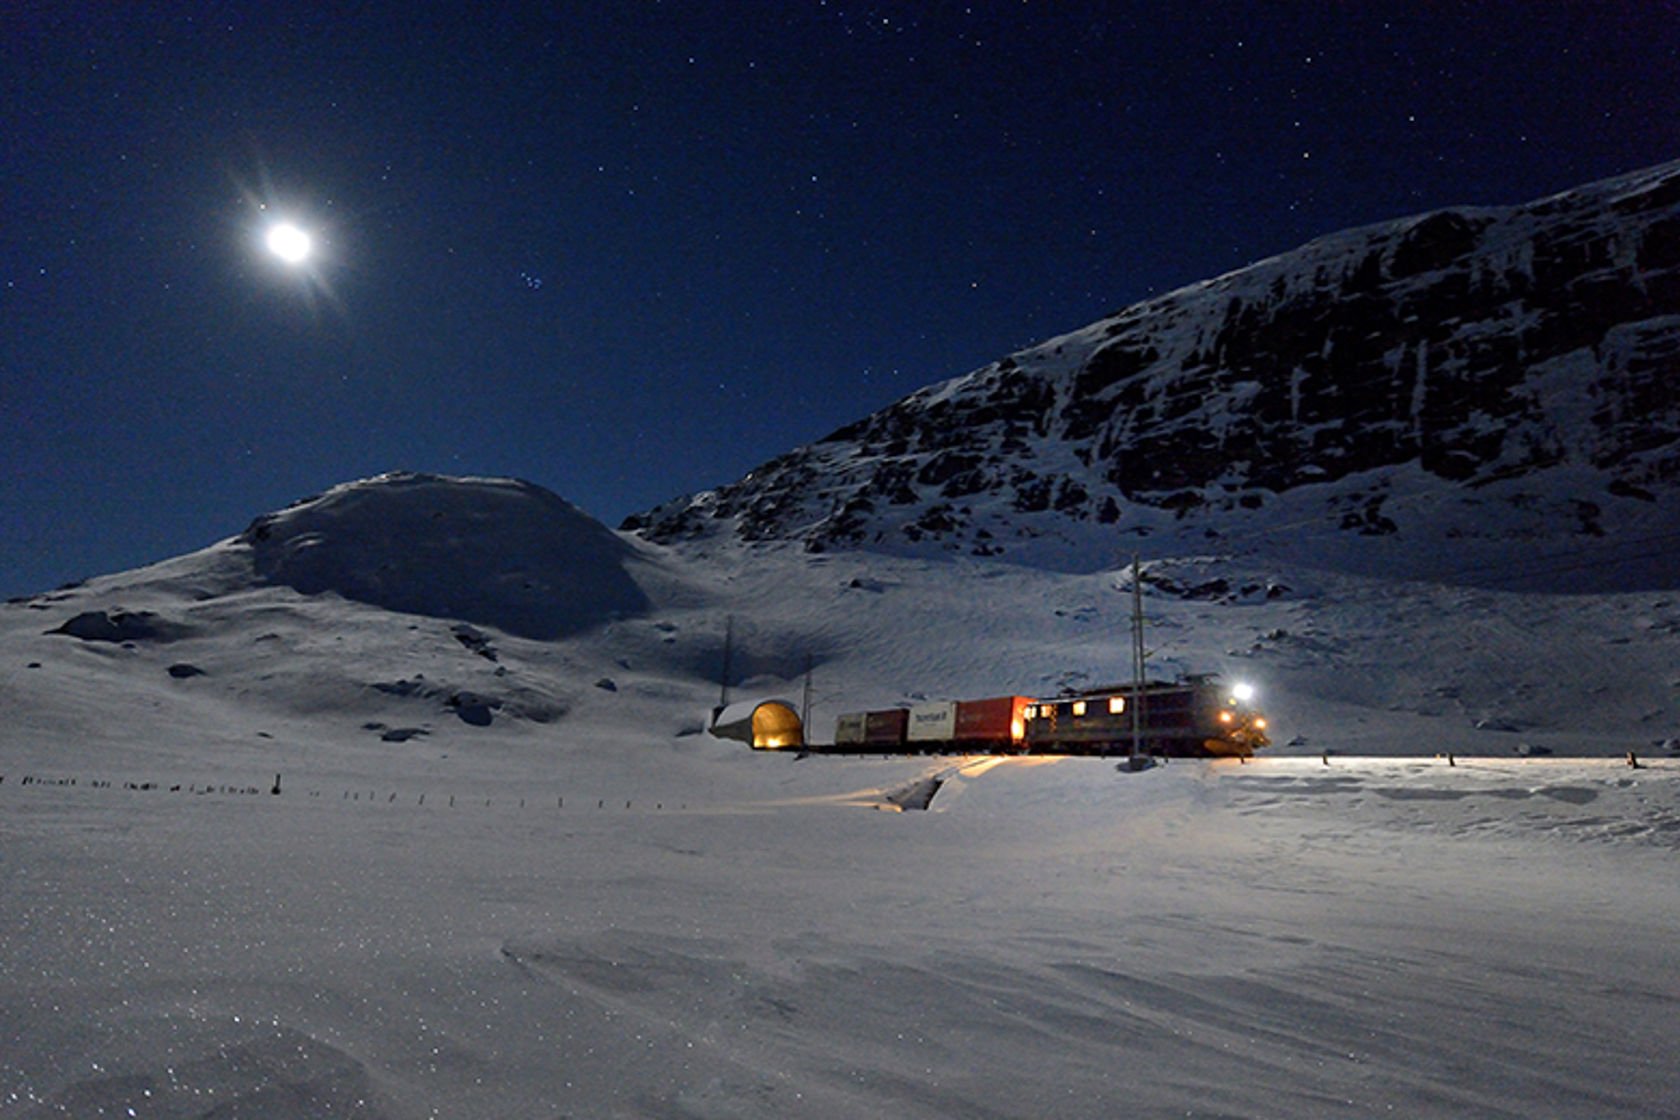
[
  {"xmin": 8, "ymin": 473, "xmax": 1680, "ymax": 769},
  {"xmin": 626, "ymin": 160, "xmax": 1680, "ymax": 591},
  {"xmin": 239, "ymin": 472, "xmax": 655, "ymax": 640}
]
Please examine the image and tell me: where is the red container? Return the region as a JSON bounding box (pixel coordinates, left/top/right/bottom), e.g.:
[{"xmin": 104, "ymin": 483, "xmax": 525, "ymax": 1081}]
[
  {"xmin": 863, "ymin": 708, "xmax": 909, "ymax": 746},
  {"xmin": 954, "ymin": 696, "xmax": 1033, "ymax": 745}
]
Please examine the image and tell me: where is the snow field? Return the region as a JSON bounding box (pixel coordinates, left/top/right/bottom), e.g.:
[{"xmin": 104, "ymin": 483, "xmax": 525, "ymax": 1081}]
[{"xmin": 3, "ymin": 755, "xmax": 1675, "ymax": 1118}]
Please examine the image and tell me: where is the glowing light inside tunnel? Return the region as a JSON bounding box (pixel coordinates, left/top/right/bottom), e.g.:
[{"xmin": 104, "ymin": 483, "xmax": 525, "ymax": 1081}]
[{"xmin": 751, "ymin": 702, "xmax": 804, "ymax": 749}]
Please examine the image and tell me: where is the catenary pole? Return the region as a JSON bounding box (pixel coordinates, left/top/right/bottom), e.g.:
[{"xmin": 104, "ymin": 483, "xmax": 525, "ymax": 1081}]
[
  {"xmin": 718, "ymin": 614, "xmax": 734, "ymax": 713},
  {"xmin": 1130, "ymin": 554, "xmax": 1145, "ymax": 759}
]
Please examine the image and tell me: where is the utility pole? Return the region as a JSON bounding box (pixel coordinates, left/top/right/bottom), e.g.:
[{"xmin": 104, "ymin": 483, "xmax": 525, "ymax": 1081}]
[
  {"xmin": 1130, "ymin": 554, "xmax": 1146, "ymax": 761},
  {"xmin": 717, "ymin": 614, "xmax": 734, "ymax": 715},
  {"xmin": 800, "ymin": 653, "xmax": 814, "ymax": 740}
]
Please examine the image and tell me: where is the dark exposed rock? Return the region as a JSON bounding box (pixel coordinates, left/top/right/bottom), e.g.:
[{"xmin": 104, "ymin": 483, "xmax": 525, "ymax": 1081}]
[
  {"xmin": 373, "ymin": 676, "xmax": 436, "ymax": 699},
  {"xmin": 50, "ymin": 610, "xmax": 192, "ymax": 644},
  {"xmin": 1140, "ymin": 572, "xmax": 1232, "ymax": 600},
  {"xmin": 452, "ymin": 624, "xmax": 498, "ymax": 661},
  {"xmin": 1387, "ymin": 211, "xmax": 1491, "ymax": 278},
  {"xmin": 448, "ymin": 691, "xmax": 498, "ymax": 727}
]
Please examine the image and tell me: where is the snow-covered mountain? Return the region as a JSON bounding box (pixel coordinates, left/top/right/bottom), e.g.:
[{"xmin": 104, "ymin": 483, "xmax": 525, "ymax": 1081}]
[
  {"xmin": 9, "ymin": 165, "xmax": 1680, "ymax": 765},
  {"xmin": 6, "ymin": 169, "xmax": 1680, "ymax": 1119},
  {"xmin": 625, "ymin": 160, "xmax": 1680, "ymax": 591}
]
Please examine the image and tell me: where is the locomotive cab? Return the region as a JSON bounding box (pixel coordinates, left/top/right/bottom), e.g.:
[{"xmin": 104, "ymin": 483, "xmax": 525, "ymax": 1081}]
[
  {"xmin": 1022, "ymin": 678, "xmax": 1268, "ymax": 757},
  {"xmin": 1210, "ymin": 679, "xmax": 1269, "ymax": 756}
]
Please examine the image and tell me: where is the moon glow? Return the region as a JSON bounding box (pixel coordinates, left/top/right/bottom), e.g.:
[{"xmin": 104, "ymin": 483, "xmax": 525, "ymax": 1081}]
[{"xmin": 265, "ymin": 222, "xmax": 313, "ymax": 264}]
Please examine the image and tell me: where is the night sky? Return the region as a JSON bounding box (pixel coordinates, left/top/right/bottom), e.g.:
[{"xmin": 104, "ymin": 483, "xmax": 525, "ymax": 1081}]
[{"xmin": 4, "ymin": 2, "xmax": 1677, "ymax": 598}]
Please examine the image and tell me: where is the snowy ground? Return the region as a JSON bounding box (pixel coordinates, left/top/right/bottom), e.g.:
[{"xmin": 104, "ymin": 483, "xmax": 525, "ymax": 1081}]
[
  {"xmin": 3, "ymin": 753, "xmax": 1675, "ymax": 1118},
  {"xmin": 4, "ymin": 477, "xmax": 1679, "ymax": 1117}
]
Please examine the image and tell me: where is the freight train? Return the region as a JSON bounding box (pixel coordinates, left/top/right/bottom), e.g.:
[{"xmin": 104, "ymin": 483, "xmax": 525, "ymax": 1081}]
[{"xmin": 820, "ymin": 677, "xmax": 1268, "ymax": 758}]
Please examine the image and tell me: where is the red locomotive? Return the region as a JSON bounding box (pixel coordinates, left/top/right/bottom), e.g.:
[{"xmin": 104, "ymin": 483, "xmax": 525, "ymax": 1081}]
[{"xmin": 825, "ymin": 677, "xmax": 1268, "ymax": 758}]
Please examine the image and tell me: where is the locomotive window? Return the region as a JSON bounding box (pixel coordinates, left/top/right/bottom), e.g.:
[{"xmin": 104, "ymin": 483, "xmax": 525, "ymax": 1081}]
[
  {"xmin": 1072, "ymin": 700, "xmax": 1087, "ymax": 716},
  {"xmin": 1107, "ymin": 696, "xmax": 1125, "ymax": 714}
]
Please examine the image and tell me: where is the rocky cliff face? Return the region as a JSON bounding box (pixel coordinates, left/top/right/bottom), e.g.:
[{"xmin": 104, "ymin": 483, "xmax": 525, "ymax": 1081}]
[{"xmin": 624, "ymin": 161, "xmax": 1680, "ymax": 586}]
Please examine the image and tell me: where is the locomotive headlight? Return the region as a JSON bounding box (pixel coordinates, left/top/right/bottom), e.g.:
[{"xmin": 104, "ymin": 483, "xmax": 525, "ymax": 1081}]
[
  {"xmin": 1218, "ymin": 710, "xmax": 1234, "ymax": 724},
  {"xmin": 1254, "ymin": 718, "xmax": 1268, "ymax": 730},
  {"xmin": 1231, "ymin": 682, "xmax": 1256, "ymax": 703}
]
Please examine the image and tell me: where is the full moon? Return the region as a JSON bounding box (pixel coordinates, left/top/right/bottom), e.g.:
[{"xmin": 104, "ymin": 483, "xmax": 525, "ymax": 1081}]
[{"xmin": 265, "ymin": 222, "xmax": 312, "ymax": 264}]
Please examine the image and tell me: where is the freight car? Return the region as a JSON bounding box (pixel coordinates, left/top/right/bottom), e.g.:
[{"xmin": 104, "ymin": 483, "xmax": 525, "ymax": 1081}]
[
  {"xmin": 833, "ymin": 696, "xmax": 1032, "ymax": 753},
  {"xmin": 823, "ymin": 678, "xmax": 1266, "ymax": 758}
]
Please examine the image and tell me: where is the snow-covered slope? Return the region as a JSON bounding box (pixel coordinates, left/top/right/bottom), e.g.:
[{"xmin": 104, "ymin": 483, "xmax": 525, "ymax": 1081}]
[
  {"xmin": 626, "ymin": 160, "xmax": 1680, "ymax": 591},
  {"xmin": 2, "ymin": 473, "xmax": 728, "ymax": 775},
  {"xmin": 9, "ymin": 473, "xmax": 1680, "ymax": 769}
]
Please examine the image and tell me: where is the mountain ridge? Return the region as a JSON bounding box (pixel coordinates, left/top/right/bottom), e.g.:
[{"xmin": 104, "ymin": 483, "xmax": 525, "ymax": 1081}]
[{"xmin": 623, "ymin": 159, "xmax": 1680, "ymax": 589}]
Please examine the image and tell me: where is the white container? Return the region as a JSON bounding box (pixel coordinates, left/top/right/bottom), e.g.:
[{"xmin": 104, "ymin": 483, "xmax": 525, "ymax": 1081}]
[
  {"xmin": 906, "ymin": 700, "xmax": 958, "ymax": 743},
  {"xmin": 834, "ymin": 712, "xmax": 867, "ymax": 744}
]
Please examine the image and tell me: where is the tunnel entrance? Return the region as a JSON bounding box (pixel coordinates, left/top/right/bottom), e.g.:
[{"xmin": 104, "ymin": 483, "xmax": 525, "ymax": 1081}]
[{"xmin": 709, "ymin": 699, "xmax": 804, "ymax": 749}]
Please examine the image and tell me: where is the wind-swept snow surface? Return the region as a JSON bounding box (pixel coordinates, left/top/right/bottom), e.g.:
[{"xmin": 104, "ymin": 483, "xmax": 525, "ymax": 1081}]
[{"xmin": 2, "ymin": 757, "xmax": 1675, "ymax": 1118}]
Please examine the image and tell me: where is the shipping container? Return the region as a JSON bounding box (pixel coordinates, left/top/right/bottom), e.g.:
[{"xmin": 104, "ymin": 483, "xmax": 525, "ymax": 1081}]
[
  {"xmin": 906, "ymin": 700, "xmax": 958, "ymax": 742},
  {"xmin": 863, "ymin": 708, "xmax": 909, "ymax": 746},
  {"xmin": 954, "ymin": 696, "xmax": 1033, "ymax": 745},
  {"xmin": 834, "ymin": 712, "xmax": 867, "ymax": 744}
]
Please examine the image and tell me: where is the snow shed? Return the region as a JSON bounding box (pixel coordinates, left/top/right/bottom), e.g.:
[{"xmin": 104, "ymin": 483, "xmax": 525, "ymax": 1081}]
[{"xmin": 710, "ymin": 699, "xmax": 804, "ymax": 749}]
